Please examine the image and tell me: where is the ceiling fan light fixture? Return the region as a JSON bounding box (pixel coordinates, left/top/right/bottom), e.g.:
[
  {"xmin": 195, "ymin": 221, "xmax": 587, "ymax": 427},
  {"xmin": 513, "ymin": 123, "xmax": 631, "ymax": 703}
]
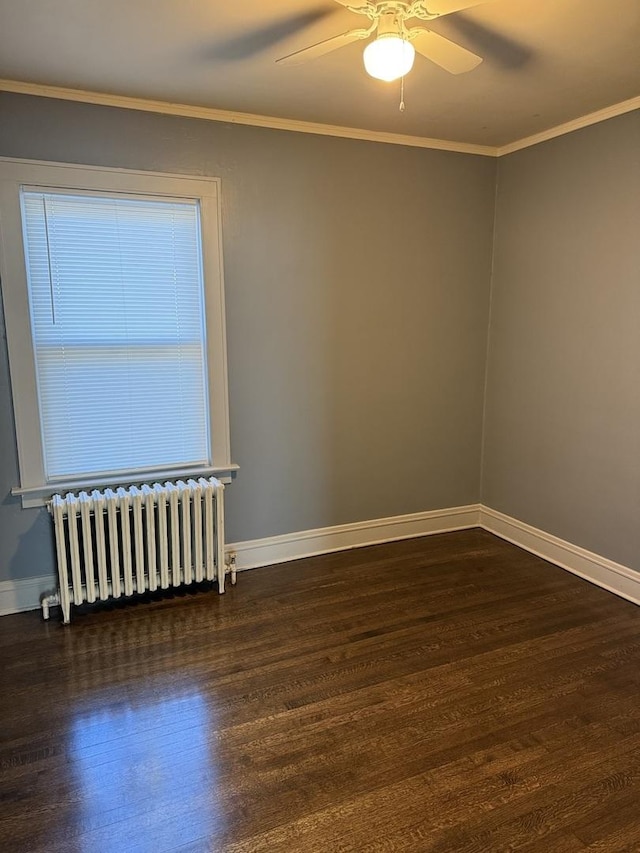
[{"xmin": 363, "ymin": 34, "xmax": 415, "ymax": 82}]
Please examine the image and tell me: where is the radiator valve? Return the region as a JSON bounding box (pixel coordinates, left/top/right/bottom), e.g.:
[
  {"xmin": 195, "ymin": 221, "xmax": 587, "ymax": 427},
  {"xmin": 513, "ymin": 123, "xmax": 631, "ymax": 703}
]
[
  {"xmin": 227, "ymin": 552, "xmax": 238, "ymax": 585},
  {"xmin": 41, "ymin": 592, "xmax": 61, "ymax": 621}
]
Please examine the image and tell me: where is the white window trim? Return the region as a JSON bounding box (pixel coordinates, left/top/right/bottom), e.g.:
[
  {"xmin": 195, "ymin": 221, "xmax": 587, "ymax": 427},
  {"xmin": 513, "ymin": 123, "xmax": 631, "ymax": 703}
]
[{"xmin": 0, "ymin": 158, "xmax": 236, "ymax": 508}]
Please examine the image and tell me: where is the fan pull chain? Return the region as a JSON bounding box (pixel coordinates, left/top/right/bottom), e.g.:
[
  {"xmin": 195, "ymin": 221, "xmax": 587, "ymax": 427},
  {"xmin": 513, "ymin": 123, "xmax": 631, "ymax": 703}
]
[{"xmin": 399, "ymin": 73, "xmax": 406, "ymax": 112}]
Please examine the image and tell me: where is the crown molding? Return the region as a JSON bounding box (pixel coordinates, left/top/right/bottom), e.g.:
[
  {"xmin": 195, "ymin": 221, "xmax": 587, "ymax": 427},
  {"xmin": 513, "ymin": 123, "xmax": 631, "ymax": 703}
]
[
  {"xmin": 0, "ymin": 79, "xmax": 497, "ymax": 157},
  {"xmin": 1, "ymin": 79, "xmax": 637, "ymax": 159},
  {"xmin": 496, "ymin": 96, "xmax": 640, "ymax": 156}
]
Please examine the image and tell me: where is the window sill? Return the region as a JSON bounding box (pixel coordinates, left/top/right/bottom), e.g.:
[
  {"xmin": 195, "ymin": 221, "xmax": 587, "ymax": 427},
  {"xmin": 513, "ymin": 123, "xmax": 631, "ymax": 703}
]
[{"xmin": 12, "ymin": 464, "xmax": 240, "ymax": 509}]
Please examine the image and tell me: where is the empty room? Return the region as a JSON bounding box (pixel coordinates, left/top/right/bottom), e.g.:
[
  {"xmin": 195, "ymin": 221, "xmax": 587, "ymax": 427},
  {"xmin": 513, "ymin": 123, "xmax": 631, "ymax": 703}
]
[{"xmin": 0, "ymin": 1, "xmax": 639, "ymax": 851}]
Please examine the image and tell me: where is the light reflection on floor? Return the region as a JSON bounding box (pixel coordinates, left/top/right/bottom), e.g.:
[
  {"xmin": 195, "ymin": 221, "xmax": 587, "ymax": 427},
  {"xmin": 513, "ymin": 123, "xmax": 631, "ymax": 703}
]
[{"xmin": 69, "ymin": 690, "xmax": 222, "ymax": 852}]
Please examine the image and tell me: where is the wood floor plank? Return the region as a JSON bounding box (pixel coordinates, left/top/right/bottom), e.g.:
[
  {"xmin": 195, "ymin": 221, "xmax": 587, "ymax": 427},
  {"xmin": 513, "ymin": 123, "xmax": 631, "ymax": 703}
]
[{"xmin": 0, "ymin": 529, "xmax": 638, "ymax": 852}]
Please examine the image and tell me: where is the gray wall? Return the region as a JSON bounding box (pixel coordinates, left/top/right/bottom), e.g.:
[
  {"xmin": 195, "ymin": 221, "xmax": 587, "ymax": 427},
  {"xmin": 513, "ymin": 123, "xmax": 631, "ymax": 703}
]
[
  {"xmin": 0, "ymin": 92, "xmax": 496, "ymax": 583},
  {"xmin": 482, "ymin": 110, "xmax": 640, "ymax": 570}
]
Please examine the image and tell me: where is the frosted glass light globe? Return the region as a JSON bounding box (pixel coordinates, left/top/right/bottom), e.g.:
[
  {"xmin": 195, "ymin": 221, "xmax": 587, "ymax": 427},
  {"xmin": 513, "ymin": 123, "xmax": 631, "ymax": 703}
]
[{"xmin": 363, "ymin": 36, "xmax": 415, "ymax": 82}]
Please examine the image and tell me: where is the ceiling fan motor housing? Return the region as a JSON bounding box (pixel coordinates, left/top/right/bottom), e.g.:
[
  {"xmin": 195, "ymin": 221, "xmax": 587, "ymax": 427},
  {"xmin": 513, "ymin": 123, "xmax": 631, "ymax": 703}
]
[
  {"xmin": 350, "ymin": 2, "xmax": 440, "ymax": 23},
  {"xmin": 377, "ymin": 11, "xmax": 407, "ymax": 38}
]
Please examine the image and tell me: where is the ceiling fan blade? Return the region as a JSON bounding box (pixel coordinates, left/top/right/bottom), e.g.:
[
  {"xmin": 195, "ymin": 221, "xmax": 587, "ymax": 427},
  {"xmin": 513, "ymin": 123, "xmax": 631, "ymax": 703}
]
[
  {"xmin": 205, "ymin": 6, "xmax": 334, "ymax": 61},
  {"xmin": 422, "ymin": 0, "xmax": 492, "ymax": 15},
  {"xmin": 277, "ymin": 28, "xmax": 369, "ymax": 66},
  {"xmin": 409, "ymin": 28, "xmax": 482, "ymax": 73},
  {"xmin": 441, "ymin": 14, "xmax": 533, "ymax": 69}
]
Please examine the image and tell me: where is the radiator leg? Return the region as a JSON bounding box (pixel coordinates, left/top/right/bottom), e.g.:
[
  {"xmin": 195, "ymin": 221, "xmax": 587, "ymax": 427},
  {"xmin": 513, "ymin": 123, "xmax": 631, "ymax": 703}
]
[
  {"xmin": 60, "ymin": 597, "xmax": 72, "ymax": 625},
  {"xmin": 229, "ymin": 553, "xmax": 237, "ymax": 586}
]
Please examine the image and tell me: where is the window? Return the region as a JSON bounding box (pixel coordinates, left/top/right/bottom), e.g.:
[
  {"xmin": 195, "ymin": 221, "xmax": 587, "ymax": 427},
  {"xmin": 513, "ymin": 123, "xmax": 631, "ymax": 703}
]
[{"xmin": 0, "ymin": 160, "xmax": 235, "ymax": 507}]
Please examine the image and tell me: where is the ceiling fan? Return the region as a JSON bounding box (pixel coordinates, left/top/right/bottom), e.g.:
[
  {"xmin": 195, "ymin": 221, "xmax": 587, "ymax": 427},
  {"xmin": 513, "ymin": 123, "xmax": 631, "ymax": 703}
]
[{"xmin": 277, "ymin": 0, "xmax": 493, "ymax": 81}]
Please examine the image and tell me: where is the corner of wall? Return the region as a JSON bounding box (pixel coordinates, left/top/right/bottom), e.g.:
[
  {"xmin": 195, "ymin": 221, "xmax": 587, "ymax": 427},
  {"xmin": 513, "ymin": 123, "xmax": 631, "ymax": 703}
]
[{"xmin": 478, "ymin": 155, "xmax": 502, "ymax": 505}]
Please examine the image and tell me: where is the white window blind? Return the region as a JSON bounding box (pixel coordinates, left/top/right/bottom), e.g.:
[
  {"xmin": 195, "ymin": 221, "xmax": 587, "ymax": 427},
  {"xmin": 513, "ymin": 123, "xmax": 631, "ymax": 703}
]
[{"xmin": 20, "ymin": 189, "xmax": 210, "ymax": 481}]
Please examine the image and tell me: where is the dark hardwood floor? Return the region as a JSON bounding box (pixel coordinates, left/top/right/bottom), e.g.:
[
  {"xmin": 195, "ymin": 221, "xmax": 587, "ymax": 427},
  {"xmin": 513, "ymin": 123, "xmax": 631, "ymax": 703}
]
[{"xmin": 1, "ymin": 529, "xmax": 639, "ymax": 852}]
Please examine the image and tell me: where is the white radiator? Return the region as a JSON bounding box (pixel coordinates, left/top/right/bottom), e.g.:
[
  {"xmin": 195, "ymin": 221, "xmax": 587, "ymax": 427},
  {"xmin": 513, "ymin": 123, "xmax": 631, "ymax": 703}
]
[{"xmin": 46, "ymin": 477, "xmax": 232, "ymax": 623}]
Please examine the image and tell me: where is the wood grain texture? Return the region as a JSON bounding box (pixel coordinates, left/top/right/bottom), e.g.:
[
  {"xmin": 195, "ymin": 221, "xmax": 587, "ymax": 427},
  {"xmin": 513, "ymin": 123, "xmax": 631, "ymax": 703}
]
[{"xmin": 0, "ymin": 529, "xmax": 639, "ymax": 852}]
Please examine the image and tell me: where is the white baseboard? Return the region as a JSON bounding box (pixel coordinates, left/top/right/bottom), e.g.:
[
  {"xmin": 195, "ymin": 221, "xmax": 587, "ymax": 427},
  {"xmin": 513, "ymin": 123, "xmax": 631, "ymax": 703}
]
[
  {"xmin": 0, "ymin": 505, "xmax": 481, "ymax": 615},
  {"xmin": 2, "ymin": 503, "xmax": 638, "ymax": 617},
  {"xmin": 228, "ymin": 504, "xmax": 482, "ymax": 571},
  {"xmin": 480, "ymin": 506, "xmax": 640, "ymax": 606},
  {"xmin": 0, "ymin": 575, "xmax": 58, "ymax": 617}
]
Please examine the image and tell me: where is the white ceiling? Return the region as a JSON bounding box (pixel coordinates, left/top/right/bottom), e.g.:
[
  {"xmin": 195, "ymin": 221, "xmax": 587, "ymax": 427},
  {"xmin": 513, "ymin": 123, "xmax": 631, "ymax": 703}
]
[{"xmin": 0, "ymin": 0, "xmax": 638, "ymax": 148}]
